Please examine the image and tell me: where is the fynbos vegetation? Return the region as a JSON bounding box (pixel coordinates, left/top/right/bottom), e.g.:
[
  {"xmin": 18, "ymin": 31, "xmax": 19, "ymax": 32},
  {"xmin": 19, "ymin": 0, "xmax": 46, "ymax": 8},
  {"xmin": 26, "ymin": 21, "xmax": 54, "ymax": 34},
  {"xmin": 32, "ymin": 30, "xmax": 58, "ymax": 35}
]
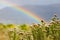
[{"xmin": 0, "ymin": 15, "xmax": 60, "ymax": 40}]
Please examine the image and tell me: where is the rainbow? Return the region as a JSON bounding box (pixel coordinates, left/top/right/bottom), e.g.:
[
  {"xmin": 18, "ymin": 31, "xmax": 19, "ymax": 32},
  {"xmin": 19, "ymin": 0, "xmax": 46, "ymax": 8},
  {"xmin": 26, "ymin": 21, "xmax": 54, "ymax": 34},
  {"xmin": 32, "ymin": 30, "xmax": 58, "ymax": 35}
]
[{"xmin": 2, "ymin": 1, "xmax": 46, "ymax": 24}]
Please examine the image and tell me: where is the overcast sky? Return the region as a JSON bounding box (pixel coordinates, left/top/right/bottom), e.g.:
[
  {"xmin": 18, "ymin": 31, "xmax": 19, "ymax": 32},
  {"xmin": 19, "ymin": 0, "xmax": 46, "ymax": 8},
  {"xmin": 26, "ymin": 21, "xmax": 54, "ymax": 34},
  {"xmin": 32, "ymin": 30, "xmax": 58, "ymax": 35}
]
[
  {"xmin": 0, "ymin": 0, "xmax": 60, "ymax": 8},
  {"xmin": 5, "ymin": 0, "xmax": 60, "ymax": 5},
  {"xmin": 0, "ymin": 0, "xmax": 60, "ymax": 5},
  {"xmin": 0, "ymin": 0, "xmax": 60, "ymax": 9},
  {"xmin": 0, "ymin": 0, "xmax": 60, "ymax": 24}
]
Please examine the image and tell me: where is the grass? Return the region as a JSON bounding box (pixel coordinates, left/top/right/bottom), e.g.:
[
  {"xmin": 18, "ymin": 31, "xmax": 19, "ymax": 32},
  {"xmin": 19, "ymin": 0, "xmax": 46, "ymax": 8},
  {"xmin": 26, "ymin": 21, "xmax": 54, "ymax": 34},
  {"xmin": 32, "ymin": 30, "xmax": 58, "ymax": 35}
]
[{"xmin": 0, "ymin": 15, "xmax": 60, "ymax": 40}]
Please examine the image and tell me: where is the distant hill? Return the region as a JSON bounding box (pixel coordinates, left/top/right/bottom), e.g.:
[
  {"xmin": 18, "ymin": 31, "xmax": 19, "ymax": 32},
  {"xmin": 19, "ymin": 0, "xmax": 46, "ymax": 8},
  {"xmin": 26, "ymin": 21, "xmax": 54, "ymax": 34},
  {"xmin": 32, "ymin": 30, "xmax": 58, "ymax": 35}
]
[
  {"xmin": 22, "ymin": 4, "xmax": 60, "ymax": 21},
  {"xmin": 0, "ymin": 4, "xmax": 60, "ymax": 24},
  {"xmin": 0, "ymin": 7, "xmax": 39, "ymax": 24}
]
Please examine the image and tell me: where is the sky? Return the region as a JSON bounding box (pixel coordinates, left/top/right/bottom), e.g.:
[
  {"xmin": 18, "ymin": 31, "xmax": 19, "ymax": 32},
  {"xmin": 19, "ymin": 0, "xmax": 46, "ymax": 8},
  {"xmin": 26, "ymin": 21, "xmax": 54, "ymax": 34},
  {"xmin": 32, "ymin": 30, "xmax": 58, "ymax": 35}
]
[
  {"xmin": 0, "ymin": 0, "xmax": 60, "ymax": 9},
  {"xmin": 5, "ymin": 0, "xmax": 60, "ymax": 5},
  {"xmin": 0, "ymin": 0, "xmax": 11, "ymax": 9},
  {"xmin": 0, "ymin": 0, "xmax": 60, "ymax": 24}
]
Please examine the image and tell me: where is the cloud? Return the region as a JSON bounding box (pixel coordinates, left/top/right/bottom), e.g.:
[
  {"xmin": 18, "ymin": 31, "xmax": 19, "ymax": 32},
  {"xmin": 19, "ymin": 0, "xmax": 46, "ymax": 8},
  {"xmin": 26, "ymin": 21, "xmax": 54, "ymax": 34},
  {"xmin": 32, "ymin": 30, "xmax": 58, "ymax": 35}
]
[
  {"xmin": 4, "ymin": 0, "xmax": 60, "ymax": 5},
  {"xmin": 0, "ymin": 0, "xmax": 14, "ymax": 9}
]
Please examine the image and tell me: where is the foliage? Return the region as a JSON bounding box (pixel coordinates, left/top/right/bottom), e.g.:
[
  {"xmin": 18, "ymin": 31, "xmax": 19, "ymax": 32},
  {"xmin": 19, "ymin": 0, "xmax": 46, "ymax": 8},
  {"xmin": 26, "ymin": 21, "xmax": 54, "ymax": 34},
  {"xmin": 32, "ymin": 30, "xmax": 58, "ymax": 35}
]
[{"xmin": 0, "ymin": 14, "xmax": 60, "ymax": 40}]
